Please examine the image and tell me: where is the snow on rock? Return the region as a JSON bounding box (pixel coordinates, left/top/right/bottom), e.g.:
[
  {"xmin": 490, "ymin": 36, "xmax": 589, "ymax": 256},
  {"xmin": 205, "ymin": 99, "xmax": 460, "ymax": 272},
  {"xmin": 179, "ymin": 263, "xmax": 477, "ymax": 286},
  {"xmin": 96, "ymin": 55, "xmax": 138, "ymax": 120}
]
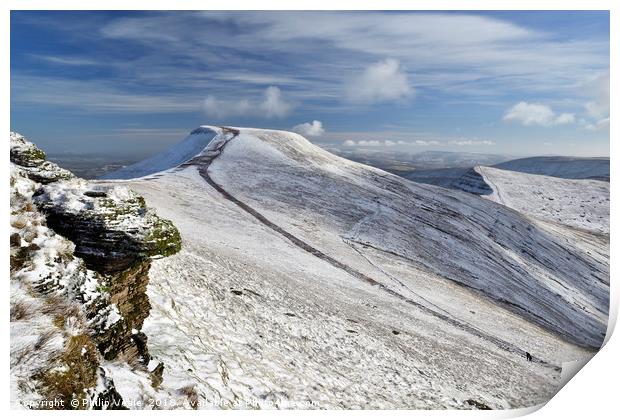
[
  {"xmin": 33, "ymin": 178, "xmax": 181, "ymax": 273},
  {"xmin": 10, "ymin": 132, "xmax": 184, "ymax": 409},
  {"xmin": 10, "ymin": 162, "xmax": 114, "ymax": 408},
  {"xmin": 10, "ymin": 132, "xmax": 74, "ymax": 184},
  {"xmin": 102, "ymin": 125, "xmax": 608, "ymax": 409}
]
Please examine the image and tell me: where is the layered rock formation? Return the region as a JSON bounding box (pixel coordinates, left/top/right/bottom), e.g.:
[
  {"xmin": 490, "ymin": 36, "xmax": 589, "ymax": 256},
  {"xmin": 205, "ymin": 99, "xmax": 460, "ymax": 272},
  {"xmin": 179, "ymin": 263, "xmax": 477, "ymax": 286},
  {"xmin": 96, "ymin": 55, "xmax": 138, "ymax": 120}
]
[
  {"xmin": 33, "ymin": 181, "xmax": 181, "ymax": 273},
  {"xmin": 10, "ymin": 132, "xmax": 181, "ymax": 409},
  {"xmin": 10, "ymin": 132, "xmax": 74, "ymax": 184}
]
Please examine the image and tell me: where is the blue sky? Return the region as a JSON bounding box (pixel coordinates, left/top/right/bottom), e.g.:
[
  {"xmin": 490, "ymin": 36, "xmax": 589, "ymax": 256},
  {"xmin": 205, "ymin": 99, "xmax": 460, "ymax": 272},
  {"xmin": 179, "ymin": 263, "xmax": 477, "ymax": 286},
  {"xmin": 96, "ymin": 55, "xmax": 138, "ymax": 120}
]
[{"xmin": 10, "ymin": 11, "xmax": 609, "ymax": 158}]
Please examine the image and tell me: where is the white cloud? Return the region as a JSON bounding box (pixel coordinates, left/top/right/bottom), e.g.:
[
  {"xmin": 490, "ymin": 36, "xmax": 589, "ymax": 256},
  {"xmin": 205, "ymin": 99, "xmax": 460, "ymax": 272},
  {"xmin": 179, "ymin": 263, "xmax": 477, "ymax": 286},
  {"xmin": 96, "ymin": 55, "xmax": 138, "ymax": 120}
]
[
  {"xmin": 260, "ymin": 86, "xmax": 292, "ymax": 118},
  {"xmin": 342, "ymin": 138, "xmax": 441, "ymax": 147},
  {"xmin": 292, "ymin": 120, "xmax": 325, "ymax": 137},
  {"xmin": 203, "ymin": 86, "xmax": 293, "ymax": 119},
  {"xmin": 449, "ymin": 139, "xmax": 496, "ymax": 146},
  {"xmin": 503, "ymin": 102, "xmax": 576, "ymax": 126},
  {"xmin": 503, "ymin": 102, "xmax": 554, "ymax": 126},
  {"xmin": 358, "ymin": 140, "xmax": 384, "ymax": 147},
  {"xmin": 413, "ymin": 140, "xmax": 440, "ymax": 146},
  {"xmin": 554, "ymin": 113, "xmax": 576, "ymax": 125},
  {"xmin": 346, "ymin": 59, "xmax": 413, "ymax": 103},
  {"xmin": 342, "ymin": 139, "xmax": 392, "ymax": 147}
]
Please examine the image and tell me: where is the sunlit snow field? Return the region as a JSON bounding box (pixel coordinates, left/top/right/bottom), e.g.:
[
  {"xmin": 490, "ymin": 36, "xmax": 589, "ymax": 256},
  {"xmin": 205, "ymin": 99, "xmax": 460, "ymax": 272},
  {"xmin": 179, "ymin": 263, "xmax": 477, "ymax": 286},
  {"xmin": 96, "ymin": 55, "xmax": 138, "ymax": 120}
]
[{"xmin": 98, "ymin": 127, "xmax": 608, "ymax": 409}]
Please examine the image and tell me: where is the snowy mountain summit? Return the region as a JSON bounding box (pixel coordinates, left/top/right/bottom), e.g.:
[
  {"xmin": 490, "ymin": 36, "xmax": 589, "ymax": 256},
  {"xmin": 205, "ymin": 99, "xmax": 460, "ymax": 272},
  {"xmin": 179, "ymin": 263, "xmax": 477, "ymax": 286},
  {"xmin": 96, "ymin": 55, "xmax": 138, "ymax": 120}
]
[{"xmin": 94, "ymin": 126, "xmax": 609, "ymax": 409}]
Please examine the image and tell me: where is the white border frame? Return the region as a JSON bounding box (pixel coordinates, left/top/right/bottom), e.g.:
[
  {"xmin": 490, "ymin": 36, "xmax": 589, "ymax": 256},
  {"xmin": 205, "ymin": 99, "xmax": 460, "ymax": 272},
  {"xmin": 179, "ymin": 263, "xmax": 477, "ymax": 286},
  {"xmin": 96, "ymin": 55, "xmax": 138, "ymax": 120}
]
[{"xmin": 2, "ymin": 1, "xmax": 616, "ymax": 419}]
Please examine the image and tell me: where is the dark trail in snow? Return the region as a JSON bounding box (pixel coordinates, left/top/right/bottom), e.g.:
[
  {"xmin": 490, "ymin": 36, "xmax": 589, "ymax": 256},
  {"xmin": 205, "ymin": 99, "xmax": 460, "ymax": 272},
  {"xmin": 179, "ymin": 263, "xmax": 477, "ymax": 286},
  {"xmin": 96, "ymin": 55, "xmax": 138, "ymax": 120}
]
[{"xmin": 190, "ymin": 127, "xmax": 559, "ymax": 369}]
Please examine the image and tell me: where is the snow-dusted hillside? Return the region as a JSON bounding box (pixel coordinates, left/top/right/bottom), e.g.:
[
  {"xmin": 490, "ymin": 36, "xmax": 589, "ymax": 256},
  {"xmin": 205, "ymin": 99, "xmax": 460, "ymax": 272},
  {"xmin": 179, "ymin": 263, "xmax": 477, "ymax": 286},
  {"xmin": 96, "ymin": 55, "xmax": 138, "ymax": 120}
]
[
  {"xmin": 454, "ymin": 166, "xmax": 609, "ymax": 235},
  {"xmin": 99, "ymin": 126, "xmax": 609, "ymax": 409},
  {"xmin": 395, "ymin": 155, "xmax": 609, "ymax": 189},
  {"xmin": 100, "ymin": 127, "xmax": 216, "ymax": 180},
  {"xmin": 493, "ymin": 156, "xmax": 609, "ymax": 181}
]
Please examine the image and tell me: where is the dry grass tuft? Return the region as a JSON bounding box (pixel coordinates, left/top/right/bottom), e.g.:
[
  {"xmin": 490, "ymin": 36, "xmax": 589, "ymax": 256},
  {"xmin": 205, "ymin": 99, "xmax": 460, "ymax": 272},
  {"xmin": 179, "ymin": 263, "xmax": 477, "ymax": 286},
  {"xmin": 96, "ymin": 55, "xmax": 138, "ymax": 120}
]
[
  {"xmin": 36, "ymin": 334, "xmax": 100, "ymax": 410},
  {"xmin": 179, "ymin": 385, "xmax": 199, "ymax": 409}
]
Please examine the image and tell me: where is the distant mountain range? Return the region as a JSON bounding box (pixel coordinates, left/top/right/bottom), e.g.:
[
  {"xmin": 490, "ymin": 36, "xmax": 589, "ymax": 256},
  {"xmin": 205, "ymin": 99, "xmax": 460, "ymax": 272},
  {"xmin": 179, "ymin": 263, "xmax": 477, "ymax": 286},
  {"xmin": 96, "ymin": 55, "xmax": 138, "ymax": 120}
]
[
  {"xmin": 334, "ymin": 149, "xmax": 514, "ymax": 173},
  {"xmin": 494, "ymin": 156, "xmax": 609, "ymax": 181},
  {"xmin": 385, "ymin": 154, "xmax": 609, "ymax": 188}
]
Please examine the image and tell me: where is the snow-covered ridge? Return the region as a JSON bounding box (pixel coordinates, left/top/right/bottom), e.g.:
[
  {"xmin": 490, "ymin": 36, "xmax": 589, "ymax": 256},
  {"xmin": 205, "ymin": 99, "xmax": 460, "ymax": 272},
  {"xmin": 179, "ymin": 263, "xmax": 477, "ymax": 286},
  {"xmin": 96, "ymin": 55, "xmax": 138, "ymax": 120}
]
[
  {"xmin": 455, "ymin": 166, "xmax": 609, "ymax": 235},
  {"xmin": 97, "ymin": 125, "xmax": 609, "ymax": 408},
  {"xmin": 100, "ymin": 126, "xmax": 217, "ymax": 179},
  {"xmin": 111, "ymin": 126, "xmax": 609, "ymax": 348}
]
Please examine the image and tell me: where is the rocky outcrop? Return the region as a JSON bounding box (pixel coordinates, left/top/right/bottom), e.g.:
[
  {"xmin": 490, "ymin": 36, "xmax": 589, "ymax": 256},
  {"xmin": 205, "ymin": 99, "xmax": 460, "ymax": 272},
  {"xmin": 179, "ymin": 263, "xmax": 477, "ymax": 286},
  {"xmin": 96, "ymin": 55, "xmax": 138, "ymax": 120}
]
[
  {"xmin": 10, "ymin": 132, "xmax": 74, "ymax": 184},
  {"xmin": 32, "ymin": 180, "xmax": 181, "ymax": 273},
  {"xmin": 88, "ymin": 260, "xmax": 154, "ymax": 361},
  {"xmin": 10, "ymin": 131, "xmax": 181, "ymax": 409}
]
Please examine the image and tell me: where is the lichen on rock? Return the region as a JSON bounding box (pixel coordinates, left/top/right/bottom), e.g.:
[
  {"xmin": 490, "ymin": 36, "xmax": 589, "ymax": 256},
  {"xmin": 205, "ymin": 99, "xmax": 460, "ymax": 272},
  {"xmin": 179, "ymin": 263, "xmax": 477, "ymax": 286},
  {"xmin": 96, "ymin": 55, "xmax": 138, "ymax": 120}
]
[
  {"xmin": 32, "ymin": 180, "xmax": 182, "ymax": 273},
  {"xmin": 10, "ymin": 132, "xmax": 74, "ymax": 184}
]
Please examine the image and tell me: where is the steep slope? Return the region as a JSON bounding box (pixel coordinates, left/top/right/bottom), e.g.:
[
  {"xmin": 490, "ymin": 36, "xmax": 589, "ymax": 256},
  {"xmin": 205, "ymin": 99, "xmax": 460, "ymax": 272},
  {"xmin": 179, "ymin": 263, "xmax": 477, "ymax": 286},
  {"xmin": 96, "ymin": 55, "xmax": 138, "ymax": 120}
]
[
  {"xmin": 454, "ymin": 166, "xmax": 609, "ymax": 235},
  {"xmin": 493, "ymin": 156, "xmax": 609, "ymax": 181},
  {"xmin": 100, "ymin": 127, "xmax": 217, "ymax": 179},
  {"xmin": 100, "ymin": 126, "xmax": 608, "ymax": 409},
  {"xmin": 451, "ymin": 167, "xmax": 494, "ymax": 195},
  {"xmin": 396, "ymin": 166, "xmax": 471, "ymax": 188}
]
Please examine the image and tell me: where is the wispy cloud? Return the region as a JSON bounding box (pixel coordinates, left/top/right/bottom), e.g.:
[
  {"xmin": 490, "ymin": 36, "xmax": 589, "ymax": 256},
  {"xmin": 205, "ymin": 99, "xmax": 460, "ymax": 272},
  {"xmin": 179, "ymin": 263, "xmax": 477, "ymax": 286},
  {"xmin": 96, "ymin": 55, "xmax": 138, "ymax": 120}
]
[
  {"xmin": 585, "ymin": 117, "xmax": 610, "ymax": 131},
  {"xmin": 11, "ymin": 76, "xmax": 200, "ymax": 113},
  {"xmin": 583, "ymin": 72, "xmax": 610, "ymax": 119},
  {"xmin": 20, "ymin": 11, "xmax": 606, "ymax": 109},
  {"xmin": 30, "ymin": 54, "xmax": 101, "ymax": 66},
  {"xmin": 10, "ymin": 11, "xmax": 609, "ymax": 157}
]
